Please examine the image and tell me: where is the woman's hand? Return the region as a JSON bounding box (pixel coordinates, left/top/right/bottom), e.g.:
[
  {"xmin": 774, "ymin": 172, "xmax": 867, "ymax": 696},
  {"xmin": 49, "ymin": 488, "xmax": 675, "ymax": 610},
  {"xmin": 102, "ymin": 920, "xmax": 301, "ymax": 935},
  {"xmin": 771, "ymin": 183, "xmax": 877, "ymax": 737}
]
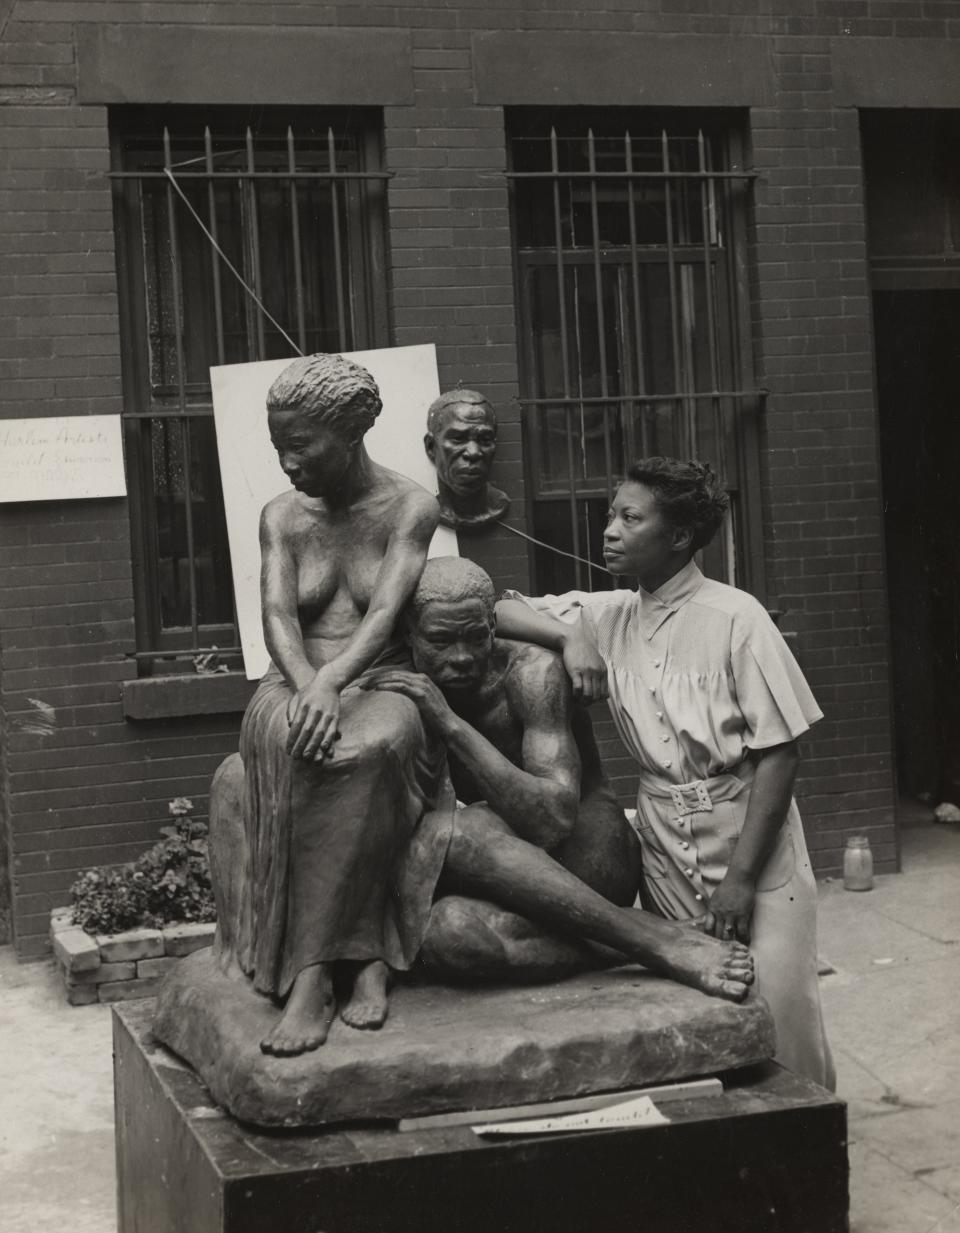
[
  {"xmin": 703, "ymin": 870, "xmax": 756, "ymax": 944},
  {"xmin": 362, "ymin": 670, "xmax": 455, "ymax": 736},
  {"xmin": 286, "ymin": 668, "xmax": 342, "ymax": 762},
  {"xmin": 562, "ymin": 623, "xmax": 608, "ymax": 703}
]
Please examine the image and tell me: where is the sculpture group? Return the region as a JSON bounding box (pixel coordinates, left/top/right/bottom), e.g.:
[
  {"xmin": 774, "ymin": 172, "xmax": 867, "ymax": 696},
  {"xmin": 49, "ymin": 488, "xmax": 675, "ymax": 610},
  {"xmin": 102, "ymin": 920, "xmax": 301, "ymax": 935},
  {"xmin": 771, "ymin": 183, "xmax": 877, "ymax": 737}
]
[
  {"xmin": 192, "ymin": 353, "xmax": 755, "ymax": 1063},
  {"xmin": 154, "ymin": 349, "xmax": 835, "ymax": 1130}
]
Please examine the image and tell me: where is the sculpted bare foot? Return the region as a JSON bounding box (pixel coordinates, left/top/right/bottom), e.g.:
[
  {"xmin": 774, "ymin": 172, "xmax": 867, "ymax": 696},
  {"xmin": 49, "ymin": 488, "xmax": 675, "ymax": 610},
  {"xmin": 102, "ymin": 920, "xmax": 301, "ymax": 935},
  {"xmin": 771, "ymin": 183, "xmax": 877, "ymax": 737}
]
[
  {"xmin": 650, "ymin": 926, "xmax": 755, "ymax": 1002},
  {"xmin": 341, "ymin": 960, "xmax": 390, "ymax": 1030},
  {"xmin": 261, "ymin": 963, "xmax": 336, "ymax": 1056}
]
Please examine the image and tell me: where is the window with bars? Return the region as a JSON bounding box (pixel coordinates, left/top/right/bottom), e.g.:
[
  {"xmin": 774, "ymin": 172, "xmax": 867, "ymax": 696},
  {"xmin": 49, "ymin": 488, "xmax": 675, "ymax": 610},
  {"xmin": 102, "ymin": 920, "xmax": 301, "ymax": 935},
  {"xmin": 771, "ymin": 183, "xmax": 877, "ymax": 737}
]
[
  {"xmin": 508, "ymin": 111, "xmax": 764, "ymax": 597},
  {"xmin": 110, "ymin": 107, "xmax": 389, "ymax": 671}
]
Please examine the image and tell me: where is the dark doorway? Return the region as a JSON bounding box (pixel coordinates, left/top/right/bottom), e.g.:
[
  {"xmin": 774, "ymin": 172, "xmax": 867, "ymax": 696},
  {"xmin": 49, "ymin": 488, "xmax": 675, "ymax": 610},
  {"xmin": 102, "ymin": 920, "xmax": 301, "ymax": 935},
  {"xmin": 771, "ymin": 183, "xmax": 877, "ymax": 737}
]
[{"xmin": 874, "ymin": 291, "xmax": 960, "ymax": 805}]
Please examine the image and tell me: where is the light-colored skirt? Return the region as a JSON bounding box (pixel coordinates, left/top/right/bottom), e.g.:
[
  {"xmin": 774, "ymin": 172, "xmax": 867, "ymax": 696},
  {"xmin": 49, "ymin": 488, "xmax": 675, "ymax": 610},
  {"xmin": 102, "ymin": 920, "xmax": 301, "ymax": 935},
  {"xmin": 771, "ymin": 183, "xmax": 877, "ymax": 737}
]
[{"xmin": 636, "ymin": 777, "xmax": 836, "ymax": 1090}]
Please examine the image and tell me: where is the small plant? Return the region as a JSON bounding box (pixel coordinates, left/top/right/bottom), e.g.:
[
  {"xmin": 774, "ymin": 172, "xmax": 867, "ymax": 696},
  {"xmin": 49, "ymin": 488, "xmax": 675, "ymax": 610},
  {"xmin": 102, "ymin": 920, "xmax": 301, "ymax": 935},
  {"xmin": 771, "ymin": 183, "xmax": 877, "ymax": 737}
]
[{"xmin": 70, "ymin": 798, "xmax": 216, "ymax": 936}]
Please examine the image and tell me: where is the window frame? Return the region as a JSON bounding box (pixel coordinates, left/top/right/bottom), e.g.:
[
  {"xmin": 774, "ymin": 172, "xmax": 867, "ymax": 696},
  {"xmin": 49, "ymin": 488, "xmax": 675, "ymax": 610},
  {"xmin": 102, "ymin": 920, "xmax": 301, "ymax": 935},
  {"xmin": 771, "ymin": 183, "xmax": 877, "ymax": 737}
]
[
  {"xmin": 506, "ymin": 108, "xmax": 765, "ymax": 601},
  {"xmin": 110, "ymin": 106, "xmax": 390, "ymax": 671}
]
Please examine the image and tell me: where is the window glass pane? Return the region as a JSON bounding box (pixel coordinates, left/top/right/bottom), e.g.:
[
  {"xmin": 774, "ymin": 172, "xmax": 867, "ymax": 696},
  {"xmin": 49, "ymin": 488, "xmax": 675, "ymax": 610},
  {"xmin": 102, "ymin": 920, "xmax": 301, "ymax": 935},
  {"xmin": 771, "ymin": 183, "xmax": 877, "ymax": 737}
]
[
  {"xmin": 513, "ymin": 132, "xmax": 710, "ymax": 250},
  {"xmin": 512, "ymin": 116, "xmax": 746, "ymax": 596},
  {"xmin": 116, "ymin": 111, "xmax": 386, "ymax": 656},
  {"xmin": 530, "ymin": 498, "xmax": 622, "ymax": 594},
  {"xmin": 862, "ymin": 112, "xmax": 960, "ymax": 259},
  {"xmin": 152, "ymin": 417, "xmax": 233, "ymax": 630}
]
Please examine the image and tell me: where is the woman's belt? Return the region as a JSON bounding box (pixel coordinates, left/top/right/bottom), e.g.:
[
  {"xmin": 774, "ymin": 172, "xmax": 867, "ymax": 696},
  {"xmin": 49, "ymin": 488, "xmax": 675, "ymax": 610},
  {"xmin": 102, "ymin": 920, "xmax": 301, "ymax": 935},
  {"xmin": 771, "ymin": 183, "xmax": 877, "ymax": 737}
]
[{"xmin": 636, "ymin": 761, "xmax": 755, "ymax": 817}]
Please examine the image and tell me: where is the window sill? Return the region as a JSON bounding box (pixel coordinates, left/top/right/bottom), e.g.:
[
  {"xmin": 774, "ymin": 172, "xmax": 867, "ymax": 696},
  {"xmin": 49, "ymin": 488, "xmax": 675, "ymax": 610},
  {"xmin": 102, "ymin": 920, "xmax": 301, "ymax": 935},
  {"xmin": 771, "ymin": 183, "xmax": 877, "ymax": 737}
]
[{"xmin": 123, "ymin": 672, "xmax": 256, "ymax": 721}]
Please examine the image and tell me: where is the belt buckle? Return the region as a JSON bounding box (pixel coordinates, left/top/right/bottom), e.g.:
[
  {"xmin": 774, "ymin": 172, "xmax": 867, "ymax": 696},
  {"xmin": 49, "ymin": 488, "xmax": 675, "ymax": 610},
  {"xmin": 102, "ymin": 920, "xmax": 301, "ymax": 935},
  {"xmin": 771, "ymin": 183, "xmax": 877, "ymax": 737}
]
[{"xmin": 669, "ymin": 781, "xmax": 713, "ymax": 816}]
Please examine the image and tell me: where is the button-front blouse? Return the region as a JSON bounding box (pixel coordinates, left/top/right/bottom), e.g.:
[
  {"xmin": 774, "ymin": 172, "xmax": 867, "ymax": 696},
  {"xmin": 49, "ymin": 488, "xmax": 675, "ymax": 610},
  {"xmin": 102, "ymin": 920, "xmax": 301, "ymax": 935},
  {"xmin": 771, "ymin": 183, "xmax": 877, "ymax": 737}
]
[
  {"xmin": 506, "ymin": 562, "xmax": 823, "ymax": 919},
  {"xmin": 578, "ymin": 560, "xmax": 823, "ymax": 783}
]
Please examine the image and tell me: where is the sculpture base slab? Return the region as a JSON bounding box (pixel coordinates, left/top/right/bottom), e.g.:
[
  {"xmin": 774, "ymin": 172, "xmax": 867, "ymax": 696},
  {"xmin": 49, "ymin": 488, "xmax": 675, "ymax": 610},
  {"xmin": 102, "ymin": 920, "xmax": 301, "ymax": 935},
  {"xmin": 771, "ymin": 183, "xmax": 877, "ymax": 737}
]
[
  {"xmin": 115, "ymin": 1001, "xmax": 848, "ymax": 1233},
  {"xmin": 152, "ymin": 949, "xmax": 775, "ymax": 1127}
]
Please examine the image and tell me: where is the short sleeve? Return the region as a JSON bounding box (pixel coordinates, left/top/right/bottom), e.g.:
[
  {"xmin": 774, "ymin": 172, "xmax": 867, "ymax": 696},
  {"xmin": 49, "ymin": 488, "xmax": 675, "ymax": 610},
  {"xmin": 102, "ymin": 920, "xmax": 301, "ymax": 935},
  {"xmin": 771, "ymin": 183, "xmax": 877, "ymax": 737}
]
[{"xmin": 730, "ymin": 606, "xmax": 823, "ymax": 750}]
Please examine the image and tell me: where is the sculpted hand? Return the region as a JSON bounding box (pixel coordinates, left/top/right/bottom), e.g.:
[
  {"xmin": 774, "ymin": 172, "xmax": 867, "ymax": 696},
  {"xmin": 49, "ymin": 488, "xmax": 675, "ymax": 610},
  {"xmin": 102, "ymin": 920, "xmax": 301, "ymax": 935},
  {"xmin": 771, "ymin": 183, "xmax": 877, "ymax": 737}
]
[
  {"xmin": 562, "ymin": 623, "xmax": 608, "ymax": 703},
  {"xmin": 362, "ymin": 670, "xmax": 454, "ymax": 735},
  {"xmin": 286, "ymin": 669, "xmax": 342, "ymax": 762},
  {"xmin": 703, "ymin": 871, "xmax": 756, "ymax": 944}
]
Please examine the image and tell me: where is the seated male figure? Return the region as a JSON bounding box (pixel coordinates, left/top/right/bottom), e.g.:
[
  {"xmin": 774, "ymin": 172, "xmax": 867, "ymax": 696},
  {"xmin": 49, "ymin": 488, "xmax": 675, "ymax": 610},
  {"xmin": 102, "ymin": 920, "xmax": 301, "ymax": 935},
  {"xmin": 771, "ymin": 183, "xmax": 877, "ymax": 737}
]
[{"xmin": 366, "ymin": 558, "xmax": 755, "ymax": 1000}]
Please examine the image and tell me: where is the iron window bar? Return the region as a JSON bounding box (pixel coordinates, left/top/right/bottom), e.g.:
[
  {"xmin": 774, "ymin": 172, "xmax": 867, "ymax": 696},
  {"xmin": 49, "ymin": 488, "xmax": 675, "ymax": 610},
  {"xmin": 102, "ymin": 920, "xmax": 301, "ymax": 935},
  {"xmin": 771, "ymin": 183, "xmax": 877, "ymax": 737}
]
[
  {"xmin": 114, "ymin": 119, "xmax": 388, "ymax": 670},
  {"xmin": 507, "ymin": 170, "xmax": 758, "ymax": 180},
  {"xmin": 519, "ymin": 391, "xmax": 766, "ymax": 404},
  {"xmin": 509, "ymin": 124, "xmax": 758, "ymax": 593},
  {"xmin": 110, "ymin": 170, "xmax": 393, "ymax": 180}
]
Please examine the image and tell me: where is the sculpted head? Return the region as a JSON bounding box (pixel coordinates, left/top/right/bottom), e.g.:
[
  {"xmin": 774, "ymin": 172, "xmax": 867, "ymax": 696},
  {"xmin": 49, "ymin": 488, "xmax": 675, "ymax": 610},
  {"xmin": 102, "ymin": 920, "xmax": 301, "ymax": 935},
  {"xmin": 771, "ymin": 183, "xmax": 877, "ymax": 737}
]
[
  {"xmin": 424, "ymin": 390, "xmax": 509, "ymax": 530},
  {"xmin": 406, "ymin": 557, "xmax": 497, "ymax": 693},
  {"xmin": 267, "ymin": 353, "xmax": 382, "ymax": 497}
]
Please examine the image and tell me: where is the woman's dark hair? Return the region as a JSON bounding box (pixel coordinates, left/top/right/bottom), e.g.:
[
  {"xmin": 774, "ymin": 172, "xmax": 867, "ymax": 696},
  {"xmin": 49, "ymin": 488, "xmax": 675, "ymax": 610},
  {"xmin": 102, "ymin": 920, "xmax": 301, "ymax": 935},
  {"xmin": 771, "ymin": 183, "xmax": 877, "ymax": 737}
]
[{"xmin": 626, "ymin": 457, "xmax": 729, "ymax": 552}]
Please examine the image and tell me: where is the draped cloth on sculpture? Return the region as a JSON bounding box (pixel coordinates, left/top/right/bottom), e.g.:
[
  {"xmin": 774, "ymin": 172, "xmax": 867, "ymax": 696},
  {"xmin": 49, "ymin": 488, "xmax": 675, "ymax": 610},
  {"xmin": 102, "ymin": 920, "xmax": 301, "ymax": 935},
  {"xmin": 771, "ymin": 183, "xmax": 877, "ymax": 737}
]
[{"xmin": 237, "ymin": 650, "xmax": 453, "ymax": 998}]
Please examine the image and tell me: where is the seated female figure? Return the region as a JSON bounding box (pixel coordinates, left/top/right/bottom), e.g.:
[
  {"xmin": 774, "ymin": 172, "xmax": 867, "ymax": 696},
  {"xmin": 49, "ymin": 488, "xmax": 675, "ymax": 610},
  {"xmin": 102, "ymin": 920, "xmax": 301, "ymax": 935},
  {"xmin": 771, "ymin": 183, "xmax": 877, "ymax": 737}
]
[{"xmin": 237, "ymin": 353, "xmax": 446, "ymax": 1057}]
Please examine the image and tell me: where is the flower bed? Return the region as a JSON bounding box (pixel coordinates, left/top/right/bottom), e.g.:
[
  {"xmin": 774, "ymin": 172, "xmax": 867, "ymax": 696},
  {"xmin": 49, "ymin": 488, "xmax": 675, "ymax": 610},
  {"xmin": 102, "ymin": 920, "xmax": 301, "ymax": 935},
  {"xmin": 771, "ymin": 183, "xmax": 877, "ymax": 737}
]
[
  {"xmin": 51, "ymin": 908, "xmax": 216, "ymax": 1005},
  {"xmin": 52, "ymin": 796, "xmax": 218, "ymax": 1005}
]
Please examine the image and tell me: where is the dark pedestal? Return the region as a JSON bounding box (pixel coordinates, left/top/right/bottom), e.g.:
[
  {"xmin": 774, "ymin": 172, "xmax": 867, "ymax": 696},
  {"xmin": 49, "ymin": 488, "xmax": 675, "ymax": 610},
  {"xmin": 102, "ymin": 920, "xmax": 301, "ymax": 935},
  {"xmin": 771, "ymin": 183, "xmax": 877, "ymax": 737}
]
[{"xmin": 115, "ymin": 1002, "xmax": 848, "ymax": 1233}]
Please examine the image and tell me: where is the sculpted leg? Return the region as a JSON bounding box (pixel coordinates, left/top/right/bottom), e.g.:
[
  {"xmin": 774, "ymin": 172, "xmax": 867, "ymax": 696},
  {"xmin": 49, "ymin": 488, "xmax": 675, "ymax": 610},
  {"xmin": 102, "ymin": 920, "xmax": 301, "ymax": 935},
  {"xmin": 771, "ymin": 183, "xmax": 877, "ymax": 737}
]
[
  {"xmin": 446, "ymin": 806, "xmax": 754, "ymax": 1002},
  {"xmin": 340, "ymin": 960, "xmax": 391, "ymax": 1030},
  {"xmin": 421, "ymin": 894, "xmax": 599, "ymax": 983},
  {"xmin": 260, "ymin": 962, "xmax": 337, "ymax": 1056}
]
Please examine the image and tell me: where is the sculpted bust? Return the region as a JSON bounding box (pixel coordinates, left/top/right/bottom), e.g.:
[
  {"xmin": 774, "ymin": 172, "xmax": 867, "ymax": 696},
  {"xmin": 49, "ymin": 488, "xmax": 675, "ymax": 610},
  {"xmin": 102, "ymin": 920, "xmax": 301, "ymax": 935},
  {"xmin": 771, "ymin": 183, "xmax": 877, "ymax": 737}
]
[{"xmin": 423, "ymin": 389, "xmax": 510, "ymax": 532}]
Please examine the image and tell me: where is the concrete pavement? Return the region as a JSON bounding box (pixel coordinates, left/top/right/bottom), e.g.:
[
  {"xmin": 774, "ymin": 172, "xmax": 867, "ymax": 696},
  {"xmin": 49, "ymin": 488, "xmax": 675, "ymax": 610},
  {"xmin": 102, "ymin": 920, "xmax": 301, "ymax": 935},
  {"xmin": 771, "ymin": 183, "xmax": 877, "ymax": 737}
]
[
  {"xmin": 0, "ymin": 936, "xmax": 114, "ymax": 1233},
  {"xmin": 819, "ymin": 822, "xmax": 960, "ymax": 1233},
  {"xmin": 0, "ymin": 821, "xmax": 957, "ymax": 1232}
]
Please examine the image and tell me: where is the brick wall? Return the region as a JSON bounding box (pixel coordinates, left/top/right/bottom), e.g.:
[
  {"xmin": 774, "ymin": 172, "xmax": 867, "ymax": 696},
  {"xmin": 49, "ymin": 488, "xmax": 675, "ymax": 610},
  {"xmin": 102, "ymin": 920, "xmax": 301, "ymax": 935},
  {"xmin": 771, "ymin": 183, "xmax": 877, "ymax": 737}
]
[{"xmin": 2, "ymin": 0, "xmax": 946, "ymax": 955}]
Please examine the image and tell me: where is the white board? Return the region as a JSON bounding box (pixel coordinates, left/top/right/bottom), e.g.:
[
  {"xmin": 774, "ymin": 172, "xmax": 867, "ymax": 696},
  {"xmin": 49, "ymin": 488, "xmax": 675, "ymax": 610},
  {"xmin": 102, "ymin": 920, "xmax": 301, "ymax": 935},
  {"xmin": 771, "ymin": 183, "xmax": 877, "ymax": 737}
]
[
  {"xmin": 211, "ymin": 345, "xmax": 458, "ymax": 680},
  {"xmin": 0, "ymin": 415, "xmax": 126, "ymax": 502}
]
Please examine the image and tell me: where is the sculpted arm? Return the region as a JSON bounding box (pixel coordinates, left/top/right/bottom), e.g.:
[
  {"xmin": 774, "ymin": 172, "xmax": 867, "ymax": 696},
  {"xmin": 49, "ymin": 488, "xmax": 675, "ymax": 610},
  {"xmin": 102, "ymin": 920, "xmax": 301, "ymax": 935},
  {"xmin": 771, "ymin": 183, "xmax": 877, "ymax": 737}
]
[
  {"xmin": 260, "ymin": 501, "xmax": 315, "ymax": 693},
  {"xmin": 323, "ymin": 490, "xmax": 439, "ymax": 690},
  {"xmin": 261, "ymin": 491, "xmax": 438, "ymax": 761},
  {"xmin": 368, "ymin": 656, "xmax": 580, "ymax": 849}
]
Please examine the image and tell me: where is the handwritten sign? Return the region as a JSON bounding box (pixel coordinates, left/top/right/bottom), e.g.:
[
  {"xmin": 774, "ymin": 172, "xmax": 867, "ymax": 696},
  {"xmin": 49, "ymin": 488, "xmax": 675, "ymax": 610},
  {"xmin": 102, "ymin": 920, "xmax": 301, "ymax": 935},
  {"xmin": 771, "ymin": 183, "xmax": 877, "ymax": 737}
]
[{"xmin": 0, "ymin": 416, "xmax": 126, "ymax": 502}]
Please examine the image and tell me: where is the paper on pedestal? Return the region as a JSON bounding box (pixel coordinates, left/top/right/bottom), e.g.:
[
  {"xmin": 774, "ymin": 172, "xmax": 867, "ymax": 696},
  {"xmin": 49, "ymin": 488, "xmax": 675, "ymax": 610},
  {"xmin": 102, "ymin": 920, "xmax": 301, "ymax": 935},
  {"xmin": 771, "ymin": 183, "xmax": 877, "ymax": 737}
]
[{"xmin": 473, "ymin": 1094, "xmax": 670, "ymax": 1137}]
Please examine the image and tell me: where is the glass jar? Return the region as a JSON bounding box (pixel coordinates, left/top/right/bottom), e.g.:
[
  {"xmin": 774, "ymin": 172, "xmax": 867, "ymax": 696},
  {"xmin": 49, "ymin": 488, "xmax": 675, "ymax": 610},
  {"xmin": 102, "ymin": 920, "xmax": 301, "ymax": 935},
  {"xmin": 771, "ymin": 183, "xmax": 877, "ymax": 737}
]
[{"xmin": 843, "ymin": 834, "xmax": 874, "ymax": 892}]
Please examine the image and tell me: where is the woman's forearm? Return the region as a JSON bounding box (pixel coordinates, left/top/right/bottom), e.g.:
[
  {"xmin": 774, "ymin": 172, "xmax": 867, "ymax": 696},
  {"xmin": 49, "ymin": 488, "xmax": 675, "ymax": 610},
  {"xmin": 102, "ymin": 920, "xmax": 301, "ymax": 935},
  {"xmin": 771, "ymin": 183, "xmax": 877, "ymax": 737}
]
[
  {"xmin": 495, "ymin": 599, "xmax": 607, "ymax": 702},
  {"xmin": 728, "ymin": 741, "xmax": 799, "ymax": 883},
  {"xmin": 494, "ymin": 599, "xmax": 569, "ymax": 650}
]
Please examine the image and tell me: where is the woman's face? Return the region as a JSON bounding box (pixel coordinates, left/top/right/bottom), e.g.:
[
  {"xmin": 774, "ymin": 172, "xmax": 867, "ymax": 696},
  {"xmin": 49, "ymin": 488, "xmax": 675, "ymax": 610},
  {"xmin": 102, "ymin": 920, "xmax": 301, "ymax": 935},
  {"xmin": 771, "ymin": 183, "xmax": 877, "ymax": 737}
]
[
  {"xmin": 603, "ymin": 480, "xmax": 689, "ymax": 581},
  {"xmin": 268, "ymin": 406, "xmax": 355, "ymax": 498}
]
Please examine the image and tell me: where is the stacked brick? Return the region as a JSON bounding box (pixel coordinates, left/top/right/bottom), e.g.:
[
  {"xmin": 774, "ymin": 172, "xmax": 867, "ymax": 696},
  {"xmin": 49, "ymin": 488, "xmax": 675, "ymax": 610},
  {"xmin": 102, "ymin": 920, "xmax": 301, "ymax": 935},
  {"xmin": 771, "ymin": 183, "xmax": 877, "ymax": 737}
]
[
  {"xmin": 50, "ymin": 906, "xmax": 215, "ymax": 1005},
  {"xmin": 749, "ymin": 40, "xmax": 895, "ymax": 871},
  {"xmin": 4, "ymin": 0, "xmax": 948, "ymax": 957}
]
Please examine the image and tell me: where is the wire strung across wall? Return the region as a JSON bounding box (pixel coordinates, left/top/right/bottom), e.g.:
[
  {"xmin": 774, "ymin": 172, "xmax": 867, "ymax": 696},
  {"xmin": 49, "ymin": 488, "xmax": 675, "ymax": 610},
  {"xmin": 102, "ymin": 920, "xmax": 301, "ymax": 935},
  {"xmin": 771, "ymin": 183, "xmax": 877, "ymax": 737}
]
[
  {"xmin": 164, "ymin": 163, "xmax": 611, "ymax": 586},
  {"xmin": 163, "ymin": 166, "xmax": 306, "ymax": 359}
]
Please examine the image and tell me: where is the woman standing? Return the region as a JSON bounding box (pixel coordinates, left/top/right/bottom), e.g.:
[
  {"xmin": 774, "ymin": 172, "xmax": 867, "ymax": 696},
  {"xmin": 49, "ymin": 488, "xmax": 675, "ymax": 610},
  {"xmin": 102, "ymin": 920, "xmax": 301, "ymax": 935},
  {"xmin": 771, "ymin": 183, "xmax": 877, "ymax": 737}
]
[
  {"xmin": 497, "ymin": 457, "xmax": 835, "ymax": 1088},
  {"xmin": 239, "ymin": 353, "xmax": 448, "ymax": 1057}
]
